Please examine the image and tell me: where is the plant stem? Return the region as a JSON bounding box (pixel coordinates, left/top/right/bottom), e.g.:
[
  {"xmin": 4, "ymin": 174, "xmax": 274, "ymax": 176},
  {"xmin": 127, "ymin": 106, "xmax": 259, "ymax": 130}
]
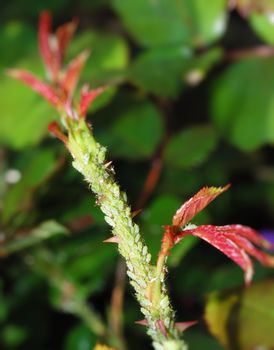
[
  {"xmin": 66, "ymin": 118, "xmax": 187, "ymax": 350},
  {"xmin": 24, "ymin": 249, "xmax": 107, "ymax": 337}
]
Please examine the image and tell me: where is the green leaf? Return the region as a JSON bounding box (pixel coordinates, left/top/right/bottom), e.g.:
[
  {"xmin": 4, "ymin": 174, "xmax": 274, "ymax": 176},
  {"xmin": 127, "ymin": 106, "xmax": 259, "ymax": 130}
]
[
  {"xmin": 69, "ymin": 30, "xmax": 129, "ymax": 113},
  {"xmin": 168, "ymin": 236, "xmax": 199, "ymax": 267},
  {"xmin": 1, "ymin": 149, "xmax": 58, "ymax": 224},
  {"xmin": 211, "ymin": 57, "xmax": 274, "ymax": 151},
  {"xmin": 1, "ymin": 324, "xmax": 28, "ymax": 348},
  {"xmin": 249, "ymin": 12, "xmax": 274, "ymax": 45},
  {"xmin": 62, "ymin": 196, "xmax": 105, "ymax": 225},
  {"xmin": 183, "ymin": 47, "xmax": 223, "ymax": 86},
  {"xmin": 0, "ymin": 221, "xmax": 68, "ymax": 256},
  {"xmin": 164, "ymin": 125, "xmax": 218, "ymax": 168},
  {"xmin": 184, "ymin": 329, "xmax": 223, "ymax": 350},
  {"xmin": 55, "ymin": 231, "xmax": 117, "ymax": 296},
  {"xmin": 0, "ymin": 73, "xmax": 57, "ymax": 150},
  {"xmin": 64, "ymin": 324, "xmax": 97, "ymax": 350},
  {"xmin": 0, "ymin": 22, "xmax": 36, "ymax": 69},
  {"xmin": 112, "ymin": 0, "xmax": 227, "ymax": 47},
  {"xmin": 205, "ymin": 279, "xmax": 274, "ymax": 349},
  {"xmin": 143, "ymin": 195, "xmax": 182, "ymax": 226},
  {"xmin": 129, "ymin": 46, "xmax": 192, "ymax": 97},
  {"xmin": 103, "ymin": 101, "xmax": 164, "ymax": 159}
]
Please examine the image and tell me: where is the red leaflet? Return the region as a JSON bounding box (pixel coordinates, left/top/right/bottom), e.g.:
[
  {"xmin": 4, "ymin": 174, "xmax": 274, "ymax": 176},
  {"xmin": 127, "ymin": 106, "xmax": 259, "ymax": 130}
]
[
  {"xmin": 158, "ymin": 185, "xmax": 274, "ymax": 285},
  {"xmin": 48, "ymin": 121, "xmax": 68, "ymax": 145},
  {"xmin": 79, "ymin": 85, "xmax": 105, "ymax": 117},
  {"xmin": 60, "ymin": 50, "xmax": 90, "ymax": 98},
  {"xmin": 7, "ymin": 69, "xmax": 60, "ymax": 107},
  {"xmin": 212, "ymin": 224, "xmax": 272, "ymax": 249},
  {"xmin": 39, "ymin": 11, "xmax": 59, "ymax": 80},
  {"xmin": 9, "ymin": 12, "xmax": 106, "ymax": 122},
  {"xmin": 172, "ymin": 185, "xmax": 230, "ymax": 228},
  {"xmin": 176, "ymin": 224, "xmax": 274, "ymax": 285},
  {"xmin": 56, "ymin": 18, "xmax": 78, "ymax": 63},
  {"xmin": 38, "ymin": 12, "xmax": 78, "ymax": 82}
]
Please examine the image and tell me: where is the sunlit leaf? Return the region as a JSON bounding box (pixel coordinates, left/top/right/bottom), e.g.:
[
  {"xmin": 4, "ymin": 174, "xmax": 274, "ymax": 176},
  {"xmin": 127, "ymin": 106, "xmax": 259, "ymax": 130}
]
[
  {"xmin": 205, "ymin": 279, "xmax": 274, "ymax": 349},
  {"xmin": 249, "ymin": 12, "xmax": 274, "ymax": 44}
]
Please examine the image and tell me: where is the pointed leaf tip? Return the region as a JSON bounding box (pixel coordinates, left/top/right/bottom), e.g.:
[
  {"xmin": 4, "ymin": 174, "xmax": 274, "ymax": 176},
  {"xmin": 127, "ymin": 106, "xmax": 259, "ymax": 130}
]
[
  {"xmin": 172, "ymin": 184, "xmax": 230, "ymax": 227},
  {"xmin": 56, "ymin": 17, "xmax": 78, "ymax": 63},
  {"xmin": 61, "ymin": 50, "xmax": 90, "ymax": 98},
  {"xmin": 79, "ymin": 85, "xmax": 106, "ymax": 117},
  {"xmin": 7, "ymin": 69, "xmax": 60, "ymax": 107},
  {"xmin": 39, "ymin": 11, "xmax": 59, "ymax": 80}
]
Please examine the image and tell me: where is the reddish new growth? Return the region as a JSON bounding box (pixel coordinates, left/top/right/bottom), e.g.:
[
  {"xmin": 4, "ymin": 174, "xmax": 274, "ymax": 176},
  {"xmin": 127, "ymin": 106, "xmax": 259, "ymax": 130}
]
[
  {"xmin": 7, "ymin": 11, "xmax": 104, "ymax": 142},
  {"xmin": 159, "ymin": 185, "xmax": 274, "ymax": 285}
]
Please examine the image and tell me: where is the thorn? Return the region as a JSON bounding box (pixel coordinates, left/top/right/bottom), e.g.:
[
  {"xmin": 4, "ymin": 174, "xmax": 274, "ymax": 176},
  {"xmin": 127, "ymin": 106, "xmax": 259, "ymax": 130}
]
[
  {"xmin": 104, "ymin": 161, "xmax": 112, "ymax": 168},
  {"xmin": 135, "ymin": 319, "xmax": 148, "ymax": 326},
  {"xmin": 131, "ymin": 209, "xmax": 142, "ymax": 218},
  {"xmin": 103, "ymin": 236, "xmax": 120, "ymax": 244},
  {"xmin": 175, "ymin": 320, "xmax": 198, "ymax": 332}
]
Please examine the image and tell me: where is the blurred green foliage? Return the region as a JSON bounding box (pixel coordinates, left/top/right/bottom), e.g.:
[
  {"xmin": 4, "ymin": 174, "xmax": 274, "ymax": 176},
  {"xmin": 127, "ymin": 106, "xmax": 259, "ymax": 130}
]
[{"xmin": 1, "ymin": 1, "xmax": 274, "ymax": 349}]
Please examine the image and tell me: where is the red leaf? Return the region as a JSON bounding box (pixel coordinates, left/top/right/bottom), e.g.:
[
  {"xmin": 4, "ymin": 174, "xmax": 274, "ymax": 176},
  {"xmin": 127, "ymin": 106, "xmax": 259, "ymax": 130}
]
[
  {"xmin": 218, "ymin": 224, "xmax": 272, "ymax": 249},
  {"xmin": 172, "ymin": 185, "xmax": 230, "ymax": 228},
  {"xmin": 56, "ymin": 18, "xmax": 78, "ymax": 64},
  {"xmin": 79, "ymin": 85, "xmax": 105, "ymax": 117},
  {"xmin": 60, "ymin": 50, "xmax": 90, "ymax": 98},
  {"xmin": 7, "ymin": 69, "xmax": 60, "ymax": 107},
  {"xmin": 38, "ymin": 11, "xmax": 59, "ymax": 80},
  {"xmin": 48, "ymin": 121, "xmax": 68, "ymax": 145},
  {"xmin": 175, "ymin": 225, "xmax": 274, "ymax": 285},
  {"xmin": 227, "ymin": 234, "xmax": 274, "ymax": 267}
]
